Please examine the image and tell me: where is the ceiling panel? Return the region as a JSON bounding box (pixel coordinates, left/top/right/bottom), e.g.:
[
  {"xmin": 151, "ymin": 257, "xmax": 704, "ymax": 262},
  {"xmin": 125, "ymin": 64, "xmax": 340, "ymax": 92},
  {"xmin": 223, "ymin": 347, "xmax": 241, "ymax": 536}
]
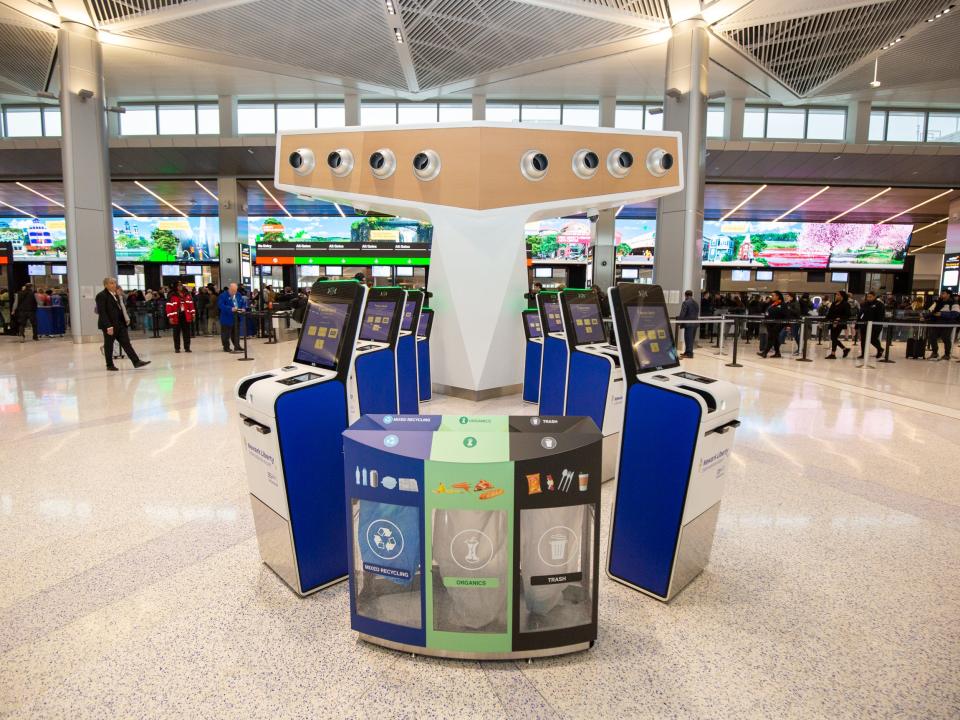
[
  {"xmin": 89, "ymin": 0, "xmax": 192, "ymax": 24},
  {"xmin": 0, "ymin": 12, "xmax": 57, "ymax": 93}
]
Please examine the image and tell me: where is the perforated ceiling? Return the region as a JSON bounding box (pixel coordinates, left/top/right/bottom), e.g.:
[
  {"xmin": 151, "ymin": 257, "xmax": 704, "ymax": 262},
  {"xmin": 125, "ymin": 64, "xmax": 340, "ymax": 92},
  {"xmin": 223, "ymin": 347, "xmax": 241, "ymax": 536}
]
[
  {"xmin": 88, "ymin": 0, "xmax": 192, "ymax": 25},
  {"xmin": 0, "ymin": 18, "xmax": 56, "ymax": 92}
]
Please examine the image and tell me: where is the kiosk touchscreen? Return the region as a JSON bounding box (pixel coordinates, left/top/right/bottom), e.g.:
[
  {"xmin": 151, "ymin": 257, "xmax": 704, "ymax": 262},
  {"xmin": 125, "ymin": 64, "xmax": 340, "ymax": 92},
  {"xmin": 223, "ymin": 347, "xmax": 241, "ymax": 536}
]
[
  {"xmin": 349, "ymin": 287, "xmax": 406, "ymax": 416},
  {"xmin": 521, "ymin": 309, "xmax": 543, "ymax": 403},
  {"xmin": 396, "ymin": 290, "xmax": 424, "ymax": 414},
  {"xmin": 537, "ymin": 292, "xmax": 568, "ymax": 416},
  {"xmin": 606, "ymin": 283, "xmax": 741, "ymax": 601},
  {"xmin": 416, "ymin": 308, "xmax": 434, "ymax": 403},
  {"xmin": 235, "ymin": 280, "xmax": 367, "ymax": 595},
  {"xmin": 560, "ymin": 290, "xmax": 624, "ymax": 481}
]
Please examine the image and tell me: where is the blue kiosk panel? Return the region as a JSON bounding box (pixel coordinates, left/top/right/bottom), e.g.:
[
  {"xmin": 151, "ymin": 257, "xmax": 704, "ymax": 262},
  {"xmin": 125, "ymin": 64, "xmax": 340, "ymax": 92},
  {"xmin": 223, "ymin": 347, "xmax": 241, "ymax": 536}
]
[
  {"xmin": 417, "ymin": 309, "xmax": 433, "ymax": 402},
  {"xmin": 521, "ymin": 309, "xmax": 542, "ymax": 404},
  {"xmin": 565, "ymin": 352, "xmax": 610, "ymax": 431}
]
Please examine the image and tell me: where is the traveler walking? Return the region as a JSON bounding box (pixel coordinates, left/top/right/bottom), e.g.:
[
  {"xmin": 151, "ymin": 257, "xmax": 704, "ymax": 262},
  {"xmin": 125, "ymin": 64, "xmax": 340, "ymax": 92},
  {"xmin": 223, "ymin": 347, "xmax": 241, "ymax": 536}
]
[
  {"xmin": 166, "ymin": 283, "xmax": 196, "ymax": 353},
  {"xmin": 857, "ymin": 291, "xmax": 885, "ymax": 360},
  {"xmin": 824, "ymin": 291, "xmax": 852, "ymax": 359},
  {"xmin": 95, "ymin": 277, "xmax": 150, "ymax": 371},
  {"xmin": 14, "ymin": 283, "xmax": 38, "ymax": 341},
  {"xmin": 217, "ymin": 282, "xmax": 247, "ymax": 352},
  {"xmin": 759, "ymin": 291, "xmax": 787, "ymax": 358}
]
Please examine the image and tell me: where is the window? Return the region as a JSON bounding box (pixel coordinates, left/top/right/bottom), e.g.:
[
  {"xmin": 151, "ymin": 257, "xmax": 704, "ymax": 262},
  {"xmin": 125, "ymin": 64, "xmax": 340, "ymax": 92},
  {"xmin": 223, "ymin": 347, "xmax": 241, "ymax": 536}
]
[
  {"xmin": 706, "ymin": 106, "xmax": 724, "ymax": 138},
  {"xmin": 237, "ymin": 103, "xmax": 275, "ymax": 134},
  {"xmin": 644, "ymin": 107, "xmax": 663, "ymax": 131},
  {"xmin": 522, "ymin": 104, "xmax": 561, "ymax": 124},
  {"xmin": 398, "ymin": 102, "xmax": 437, "ymax": 124},
  {"xmin": 562, "ymin": 104, "xmax": 599, "ymax": 127},
  {"xmin": 197, "ymin": 105, "xmax": 219, "ymax": 134},
  {"xmin": 360, "ymin": 103, "xmax": 396, "ymax": 125},
  {"xmin": 5, "ymin": 107, "xmax": 43, "ymax": 137},
  {"xmin": 615, "ymin": 104, "xmax": 644, "ymax": 129},
  {"xmin": 886, "ymin": 111, "xmax": 925, "ymax": 142},
  {"xmin": 743, "ymin": 107, "xmax": 765, "ymax": 138},
  {"xmin": 43, "ymin": 107, "xmax": 61, "ymax": 137},
  {"xmin": 765, "ymin": 108, "xmax": 805, "ymax": 139},
  {"xmin": 119, "ymin": 105, "xmax": 157, "ymax": 135},
  {"xmin": 277, "ymin": 103, "xmax": 316, "ymax": 131},
  {"xmin": 487, "ymin": 103, "xmax": 520, "ymax": 122},
  {"xmin": 869, "ymin": 111, "xmax": 886, "ymax": 141},
  {"xmin": 438, "ymin": 103, "xmax": 471, "ymax": 122},
  {"xmin": 158, "ymin": 104, "xmax": 197, "ymax": 135},
  {"xmin": 806, "ymin": 108, "xmax": 845, "ymax": 140},
  {"xmin": 316, "ymin": 104, "xmax": 346, "ymax": 127},
  {"xmin": 926, "ymin": 112, "xmax": 960, "ymax": 143}
]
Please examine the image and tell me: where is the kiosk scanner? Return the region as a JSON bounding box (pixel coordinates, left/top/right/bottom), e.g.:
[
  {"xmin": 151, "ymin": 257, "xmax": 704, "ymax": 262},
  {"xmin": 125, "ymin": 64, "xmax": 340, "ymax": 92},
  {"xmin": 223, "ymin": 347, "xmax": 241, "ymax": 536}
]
[
  {"xmin": 349, "ymin": 287, "xmax": 406, "ymax": 416},
  {"xmin": 235, "ymin": 280, "xmax": 367, "ymax": 595},
  {"xmin": 537, "ymin": 292, "xmax": 568, "ymax": 416},
  {"xmin": 416, "ymin": 308, "xmax": 434, "ymax": 403},
  {"xmin": 397, "ymin": 290, "xmax": 424, "ymax": 414},
  {"xmin": 606, "ymin": 283, "xmax": 740, "ymax": 601},
  {"xmin": 560, "ymin": 290, "xmax": 624, "ymax": 481},
  {"xmin": 521, "ymin": 309, "xmax": 543, "ymax": 404}
]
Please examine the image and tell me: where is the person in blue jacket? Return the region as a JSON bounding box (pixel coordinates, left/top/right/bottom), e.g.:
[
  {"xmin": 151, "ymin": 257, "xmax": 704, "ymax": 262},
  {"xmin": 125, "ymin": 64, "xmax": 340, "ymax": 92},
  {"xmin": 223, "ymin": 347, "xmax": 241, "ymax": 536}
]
[{"xmin": 217, "ymin": 282, "xmax": 247, "ymax": 352}]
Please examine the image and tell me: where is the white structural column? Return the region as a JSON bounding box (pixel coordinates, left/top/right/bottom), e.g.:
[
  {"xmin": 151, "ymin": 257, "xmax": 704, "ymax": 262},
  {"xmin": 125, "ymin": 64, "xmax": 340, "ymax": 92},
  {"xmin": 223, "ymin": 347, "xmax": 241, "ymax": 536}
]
[
  {"xmin": 846, "ymin": 100, "xmax": 871, "ymax": 144},
  {"xmin": 472, "ymin": 93, "xmax": 486, "ymax": 121},
  {"xmin": 593, "ymin": 95, "xmax": 617, "ymax": 292},
  {"xmin": 345, "ymin": 94, "xmax": 360, "ymax": 127},
  {"xmin": 218, "ymin": 177, "xmax": 242, "ymax": 287},
  {"xmin": 219, "ymin": 95, "xmax": 238, "ymax": 137},
  {"xmin": 655, "ymin": 18, "xmax": 708, "ymax": 311},
  {"xmin": 724, "ymin": 97, "xmax": 745, "ymax": 141},
  {"xmin": 59, "ymin": 21, "xmax": 116, "ymax": 342}
]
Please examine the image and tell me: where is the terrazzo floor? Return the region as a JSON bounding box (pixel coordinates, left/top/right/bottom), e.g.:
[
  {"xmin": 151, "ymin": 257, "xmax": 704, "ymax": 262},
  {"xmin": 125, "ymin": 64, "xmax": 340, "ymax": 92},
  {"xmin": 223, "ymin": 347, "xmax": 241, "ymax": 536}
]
[{"xmin": 1, "ymin": 331, "xmax": 958, "ymax": 719}]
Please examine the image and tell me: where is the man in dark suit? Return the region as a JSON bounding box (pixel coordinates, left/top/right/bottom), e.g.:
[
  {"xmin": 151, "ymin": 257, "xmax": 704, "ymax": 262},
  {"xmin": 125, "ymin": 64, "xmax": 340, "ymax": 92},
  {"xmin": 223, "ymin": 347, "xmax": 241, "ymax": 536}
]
[{"xmin": 96, "ymin": 277, "xmax": 150, "ymax": 371}]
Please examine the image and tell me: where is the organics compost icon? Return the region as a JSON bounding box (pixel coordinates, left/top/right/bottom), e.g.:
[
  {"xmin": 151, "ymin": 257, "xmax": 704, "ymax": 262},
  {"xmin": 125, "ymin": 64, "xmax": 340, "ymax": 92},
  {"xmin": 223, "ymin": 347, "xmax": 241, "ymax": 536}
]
[
  {"xmin": 451, "ymin": 529, "xmax": 494, "ymax": 571},
  {"xmin": 459, "ymin": 416, "xmax": 469, "ymax": 424},
  {"xmin": 463, "ymin": 436, "xmax": 477, "ymax": 448},
  {"xmin": 366, "ymin": 519, "xmax": 404, "ymax": 561},
  {"xmin": 537, "ymin": 526, "xmax": 579, "ymax": 568}
]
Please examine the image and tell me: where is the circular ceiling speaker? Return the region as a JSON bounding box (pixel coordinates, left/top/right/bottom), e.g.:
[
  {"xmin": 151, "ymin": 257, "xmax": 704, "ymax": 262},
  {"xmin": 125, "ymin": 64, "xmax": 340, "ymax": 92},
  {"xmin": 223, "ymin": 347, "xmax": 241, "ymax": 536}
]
[
  {"xmin": 571, "ymin": 149, "xmax": 600, "ymax": 179},
  {"xmin": 646, "ymin": 148, "xmax": 674, "ymax": 177},
  {"xmin": 369, "ymin": 148, "xmax": 397, "ymax": 179},
  {"xmin": 520, "ymin": 150, "xmax": 549, "ymax": 181},
  {"xmin": 289, "ymin": 148, "xmax": 316, "ymax": 176},
  {"xmin": 606, "ymin": 148, "xmax": 634, "ymax": 178},
  {"xmin": 412, "ymin": 149, "xmax": 441, "ymax": 181},
  {"xmin": 326, "ymin": 148, "xmax": 353, "ymax": 177}
]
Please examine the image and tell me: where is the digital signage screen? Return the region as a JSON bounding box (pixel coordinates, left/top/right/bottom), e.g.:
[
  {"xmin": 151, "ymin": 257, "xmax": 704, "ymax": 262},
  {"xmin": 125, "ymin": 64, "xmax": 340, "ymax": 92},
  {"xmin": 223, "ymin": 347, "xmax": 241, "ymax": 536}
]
[
  {"xmin": 360, "ymin": 300, "xmax": 397, "ymax": 342},
  {"xmin": 114, "ymin": 217, "xmax": 219, "ymax": 262},
  {"xmin": 702, "ymin": 220, "xmax": 912, "ymax": 269},
  {"xmin": 294, "ymin": 300, "xmax": 352, "ymax": 370}
]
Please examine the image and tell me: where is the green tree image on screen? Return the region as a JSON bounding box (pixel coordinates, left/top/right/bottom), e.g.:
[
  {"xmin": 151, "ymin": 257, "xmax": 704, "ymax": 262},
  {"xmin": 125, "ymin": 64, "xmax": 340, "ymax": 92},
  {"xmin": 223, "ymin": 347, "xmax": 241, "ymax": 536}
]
[{"xmin": 149, "ymin": 228, "xmax": 179, "ymax": 261}]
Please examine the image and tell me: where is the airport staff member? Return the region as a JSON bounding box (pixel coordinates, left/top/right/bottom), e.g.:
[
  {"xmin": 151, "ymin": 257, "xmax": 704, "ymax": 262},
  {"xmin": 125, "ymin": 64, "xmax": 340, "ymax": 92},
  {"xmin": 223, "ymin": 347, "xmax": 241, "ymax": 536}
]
[
  {"xmin": 96, "ymin": 277, "xmax": 150, "ymax": 371},
  {"xmin": 678, "ymin": 290, "xmax": 699, "ymax": 359},
  {"xmin": 217, "ymin": 282, "xmax": 247, "ymax": 353},
  {"xmin": 166, "ymin": 283, "xmax": 196, "ymax": 353}
]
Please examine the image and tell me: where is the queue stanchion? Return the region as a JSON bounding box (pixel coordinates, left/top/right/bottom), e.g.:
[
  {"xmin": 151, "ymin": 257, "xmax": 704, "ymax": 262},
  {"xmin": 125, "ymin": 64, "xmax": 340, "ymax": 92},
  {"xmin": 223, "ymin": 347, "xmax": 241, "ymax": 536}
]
[
  {"xmin": 879, "ymin": 323, "xmax": 895, "ymax": 363},
  {"xmin": 858, "ymin": 320, "xmax": 874, "ymax": 369},
  {"xmin": 265, "ymin": 309, "xmax": 278, "ymax": 344},
  {"xmin": 717, "ymin": 317, "xmax": 727, "ymax": 356},
  {"xmin": 796, "ymin": 317, "xmax": 812, "ymax": 362},
  {"xmin": 237, "ymin": 311, "xmax": 254, "ymax": 361},
  {"xmin": 726, "ymin": 316, "xmax": 743, "ymax": 368}
]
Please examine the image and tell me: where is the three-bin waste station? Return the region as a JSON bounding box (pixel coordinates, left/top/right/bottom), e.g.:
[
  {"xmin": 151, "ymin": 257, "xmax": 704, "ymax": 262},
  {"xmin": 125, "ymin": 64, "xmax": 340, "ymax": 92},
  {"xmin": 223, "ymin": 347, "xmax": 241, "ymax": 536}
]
[{"xmin": 343, "ymin": 414, "xmax": 602, "ymax": 660}]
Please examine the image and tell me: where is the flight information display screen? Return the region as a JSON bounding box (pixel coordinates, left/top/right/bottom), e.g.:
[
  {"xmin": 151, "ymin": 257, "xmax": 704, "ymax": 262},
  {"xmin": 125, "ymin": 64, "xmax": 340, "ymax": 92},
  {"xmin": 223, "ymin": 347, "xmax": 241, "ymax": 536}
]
[
  {"xmin": 401, "ymin": 299, "xmax": 416, "ymax": 331},
  {"xmin": 524, "ymin": 312, "xmax": 542, "ymax": 339},
  {"xmin": 625, "ymin": 303, "xmax": 679, "ymax": 372},
  {"xmin": 542, "ymin": 297, "xmax": 564, "ymax": 333},
  {"xmin": 360, "ymin": 300, "xmax": 397, "ymax": 342},
  {"xmin": 294, "ymin": 300, "xmax": 352, "ymax": 370},
  {"xmin": 568, "ymin": 300, "xmax": 603, "ymax": 345}
]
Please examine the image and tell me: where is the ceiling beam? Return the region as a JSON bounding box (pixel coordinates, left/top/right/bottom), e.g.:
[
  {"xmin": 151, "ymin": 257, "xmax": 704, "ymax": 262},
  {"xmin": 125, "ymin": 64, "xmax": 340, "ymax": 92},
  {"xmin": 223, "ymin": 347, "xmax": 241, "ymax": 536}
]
[
  {"xmin": 51, "ymin": 0, "xmax": 94, "ymax": 26},
  {"xmin": 665, "ymin": 0, "xmax": 701, "ymax": 24},
  {"xmin": 380, "ymin": 0, "xmax": 419, "ymax": 93},
  {"xmin": 0, "ymin": 0, "xmax": 60, "ymax": 27},
  {"xmin": 507, "ymin": 0, "xmax": 666, "ymax": 31},
  {"xmin": 101, "ymin": 0, "xmax": 261, "ymax": 32}
]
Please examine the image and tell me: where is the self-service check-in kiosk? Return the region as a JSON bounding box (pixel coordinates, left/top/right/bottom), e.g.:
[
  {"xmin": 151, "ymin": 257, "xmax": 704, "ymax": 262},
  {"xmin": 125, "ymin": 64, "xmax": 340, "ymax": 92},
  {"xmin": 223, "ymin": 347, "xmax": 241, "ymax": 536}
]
[
  {"xmin": 606, "ymin": 283, "xmax": 741, "ymax": 601},
  {"xmin": 235, "ymin": 280, "xmax": 367, "ymax": 595},
  {"xmin": 416, "ymin": 308, "xmax": 433, "ymax": 403},
  {"xmin": 560, "ymin": 290, "xmax": 624, "ymax": 481},
  {"xmin": 350, "ymin": 286, "xmax": 405, "ymax": 416},
  {"xmin": 521, "ymin": 309, "xmax": 543, "ymax": 404},
  {"xmin": 537, "ymin": 292, "xmax": 568, "ymax": 416},
  {"xmin": 397, "ymin": 289, "xmax": 424, "ymax": 414}
]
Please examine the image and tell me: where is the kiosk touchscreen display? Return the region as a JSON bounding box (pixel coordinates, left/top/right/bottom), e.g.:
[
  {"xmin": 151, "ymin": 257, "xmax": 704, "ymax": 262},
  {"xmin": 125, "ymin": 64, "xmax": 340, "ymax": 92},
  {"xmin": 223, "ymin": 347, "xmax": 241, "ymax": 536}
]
[
  {"xmin": 401, "ymin": 300, "xmax": 416, "ymax": 331},
  {"xmin": 294, "ymin": 301, "xmax": 352, "ymax": 370},
  {"xmin": 524, "ymin": 312, "xmax": 542, "ymax": 339},
  {"xmin": 542, "ymin": 298, "xmax": 564, "ymax": 333},
  {"xmin": 625, "ymin": 303, "xmax": 679, "ymax": 372},
  {"xmin": 361, "ymin": 300, "xmax": 397, "ymax": 342},
  {"xmin": 417, "ymin": 311, "xmax": 430, "ymax": 337},
  {"xmin": 568, "ymin": 301, "xmax": 603, "ymax": 345}
]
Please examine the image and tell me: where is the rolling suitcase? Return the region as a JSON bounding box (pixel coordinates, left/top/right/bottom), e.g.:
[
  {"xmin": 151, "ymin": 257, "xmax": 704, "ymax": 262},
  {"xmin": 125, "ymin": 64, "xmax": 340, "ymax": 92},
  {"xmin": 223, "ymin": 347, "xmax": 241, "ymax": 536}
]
[{"xmin": 906, "ymin": 336, "xmax": 924, "ymax": 360}]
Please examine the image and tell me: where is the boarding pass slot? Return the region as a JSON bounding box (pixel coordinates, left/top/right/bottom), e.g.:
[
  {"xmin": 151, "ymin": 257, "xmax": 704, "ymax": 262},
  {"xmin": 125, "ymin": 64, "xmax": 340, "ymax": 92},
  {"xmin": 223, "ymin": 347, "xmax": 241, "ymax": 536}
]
[
  {"xmin": 706, "ymin": 420, "xmax": 740, "ymax": 436},
  {"xmin": 241, "ymin": 415, "xmax": 272, "ymax": 435}
]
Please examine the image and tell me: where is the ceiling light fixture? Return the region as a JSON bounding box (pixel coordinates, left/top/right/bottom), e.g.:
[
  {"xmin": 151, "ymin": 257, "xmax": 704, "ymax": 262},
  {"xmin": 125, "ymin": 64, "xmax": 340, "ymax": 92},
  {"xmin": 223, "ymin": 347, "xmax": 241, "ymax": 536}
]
[
  {"xmin": 869, "ymin": 58, "xmax": 881, "ymax": 88},
  {"xmin": 880, "ymin": 36, "xmax": 904, "ymax": 51},
  {"xmin": 257, "ymin": 179, "xmax": 292, "ymax": 219},
  {"xmin": 385, "ymin": 0, "xmax": 396, "ymax": 14},
  {"xmin": 926, "ymin": 4, "xmax": 953, "ymax": 21},
  {"xmin": 913, "ymin": 216, "xmax": 949, "ymax": 233},
  {"xmin": 826, "ymin": 187, "xmax": 891, "ymax": 223},
  {"xmin": 333, "ymin": 202, "xmax": 346, "ymax": 218},
  {"xmin": 112, "ymin": 202, "xmax": 141, "ymax": 221},
  {"xmin": 910, "ymin": 238, "xmax": 945, "ymax": 253},
  {"xmin": 877, "ymin": 189, "xmax": 954, "ymax": 224},
  {"xmin": 615, "ymin": 205, "xmax": 625, "ymax": 217},
  {"xmin": 394, "ymin": 28, "xmax": 403, "ymax": 43},
  {"xmin": 134, "ymin": 180, "xmax": 187, "ymax": 218},
  {"xmin": 719, "ymin": 185, "xmax": 767, "ymax": 223},
  {"xmin": 0, "ymin": 199, "xmax": 37, "ymax": 218},
  {"xmin": 772, "ymin": 186, "xmax": 830, "ymax": 223},
  {"xmin": 194, "ymin": 180, "xmax": 219, "ymax": 202},
  {"xmin": 15, "ymin": 181, "xmax": 64, "ymax": 208}
]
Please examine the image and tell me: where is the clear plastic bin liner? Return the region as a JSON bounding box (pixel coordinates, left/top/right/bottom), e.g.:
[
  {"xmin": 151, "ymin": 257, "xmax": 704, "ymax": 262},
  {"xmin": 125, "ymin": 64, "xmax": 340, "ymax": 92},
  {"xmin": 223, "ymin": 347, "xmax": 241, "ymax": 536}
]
[
  {"xmin": 353, "ymin": 500, "xmax": 422, "ymax": 629},
  {"xmin": 431, "ymin": 509, "xmax": 507, "ymax": 633},
  {"xmin": 519, "ymin": 505, "xmax": 594, "ymax": 633}
]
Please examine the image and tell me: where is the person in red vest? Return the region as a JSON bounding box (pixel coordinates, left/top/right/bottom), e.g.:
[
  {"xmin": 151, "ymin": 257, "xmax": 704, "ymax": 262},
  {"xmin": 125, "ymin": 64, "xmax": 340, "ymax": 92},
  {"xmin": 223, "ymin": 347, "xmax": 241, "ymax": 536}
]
[{"xmin": 165, "ymin": 282, "xmax": 196, "ymax": 353}]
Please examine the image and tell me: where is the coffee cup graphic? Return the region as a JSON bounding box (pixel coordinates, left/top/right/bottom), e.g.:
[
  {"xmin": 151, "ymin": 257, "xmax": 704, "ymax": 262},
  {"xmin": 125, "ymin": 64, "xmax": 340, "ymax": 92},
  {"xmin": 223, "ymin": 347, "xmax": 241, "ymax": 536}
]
[{"xmin": 578, "ymin": 473, "xmax": 589, "ymax": 492}]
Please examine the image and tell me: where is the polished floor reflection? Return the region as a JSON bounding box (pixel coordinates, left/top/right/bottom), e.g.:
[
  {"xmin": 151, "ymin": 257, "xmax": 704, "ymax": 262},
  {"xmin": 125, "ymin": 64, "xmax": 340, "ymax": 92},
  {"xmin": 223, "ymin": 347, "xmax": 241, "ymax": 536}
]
[{"xmin": 1, "ymin": 334, "xmax": 958, "ymax": 719}]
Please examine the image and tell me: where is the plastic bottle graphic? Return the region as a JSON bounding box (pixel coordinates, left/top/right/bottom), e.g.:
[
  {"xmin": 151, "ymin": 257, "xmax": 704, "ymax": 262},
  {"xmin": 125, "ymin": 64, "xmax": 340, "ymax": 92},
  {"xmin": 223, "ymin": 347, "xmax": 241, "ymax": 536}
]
[
  {"xmin": 362, "ymin": 468, "xmax": 368, "ymax": 486},
  {"xmin": 355, "ymin": 466, "xmax": 361, "ymax": 485}
]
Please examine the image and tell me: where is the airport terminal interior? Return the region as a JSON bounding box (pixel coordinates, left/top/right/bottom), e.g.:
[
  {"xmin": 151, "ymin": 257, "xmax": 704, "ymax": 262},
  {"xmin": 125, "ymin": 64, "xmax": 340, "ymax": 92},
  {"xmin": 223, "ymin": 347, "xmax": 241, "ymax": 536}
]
[{"xmin": 1, "ymin": 0, "xmax": 959, "ymax": 718}]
